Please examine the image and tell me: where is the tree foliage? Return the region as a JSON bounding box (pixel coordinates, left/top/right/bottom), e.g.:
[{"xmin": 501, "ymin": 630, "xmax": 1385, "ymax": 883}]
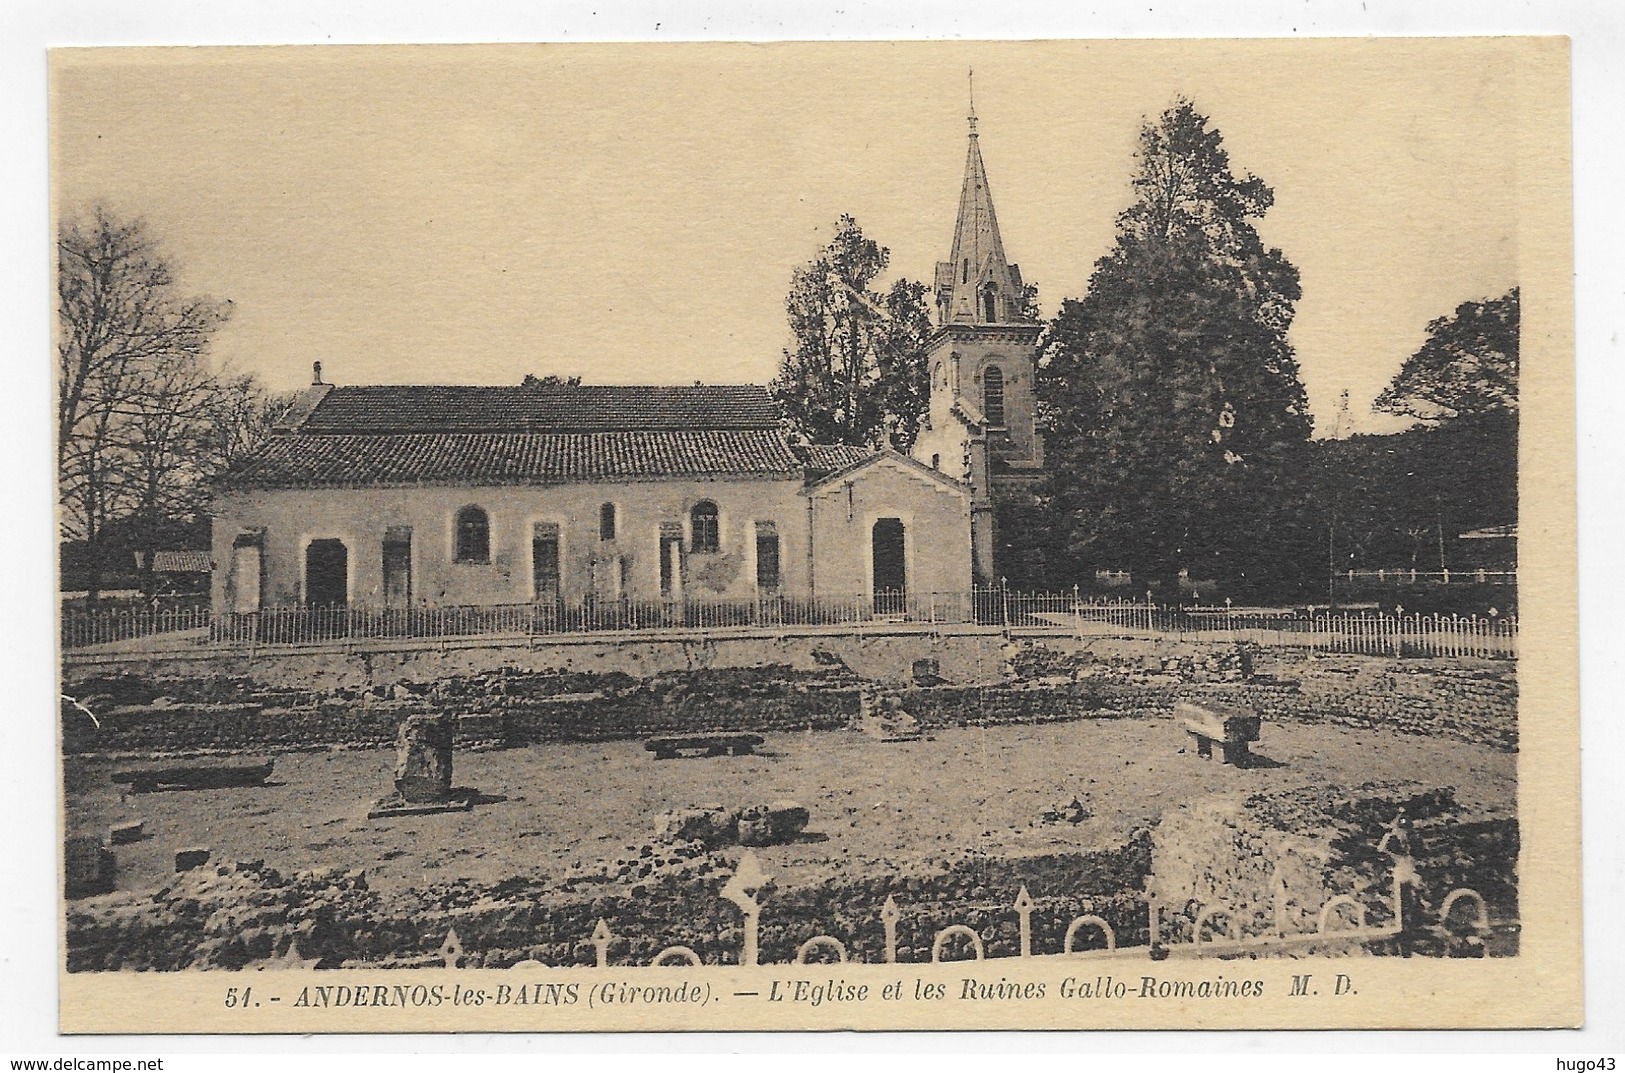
[
  {"xmin": 1313, "ymin": 412, "xmax": 1517, "ymax": 588},
  {"xmin": 1036, "ymin": 100, "xmax": 1315, "ymax": 596},
  {"xmin": 772, "ymin": 216, "xmax": 933, "ymax": 450},
  {"xmin": 521, "ymin": 373, "xmax": 584, "ymax": 389},
  {"xmin": 57, "ymin": 208, "xmax": 271, "ymax": 600},
  {"xmin": 1375, "ymin": 288, "xmax": 1518, "ymax": 422}
]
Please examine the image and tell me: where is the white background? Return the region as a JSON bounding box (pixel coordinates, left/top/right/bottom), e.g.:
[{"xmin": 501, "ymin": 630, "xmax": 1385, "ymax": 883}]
[{"xmin": 3, "ymin": 0, "xmax": 1621, "ymax": 1061}]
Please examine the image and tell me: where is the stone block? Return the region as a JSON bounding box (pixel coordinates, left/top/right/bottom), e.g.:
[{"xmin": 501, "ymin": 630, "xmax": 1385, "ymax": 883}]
[
  {"xmin": 64, "ymin": 835, "xmax": 114, "ymax": 898},
  {"xmin": 175, "ymin": 846, "xmax": 211, "ymax": 872},
  {"xmin": 395, "ymin": 713, "xmax": 455, "ymax": 802},
  {"xmin": 911, "ymin": 658, "xmax": 943, "ymax": 686},
  {"xmin": 653, "ymin": 806, "xmax": 739, "ymax": 846},
  {"xmin": 645, "ymin": 733, "xmax": 764, "ymax": 759},
  {"xmin": 737, "ymin": 801, "xmax": 809, "ymax": 846},
  {"xmin": 109, "ymin": 820, "xmax": 144, "ymax": 845},
  {"xmin": 110, "ymin": 757, "xmax": 273, "ymax": 793}
]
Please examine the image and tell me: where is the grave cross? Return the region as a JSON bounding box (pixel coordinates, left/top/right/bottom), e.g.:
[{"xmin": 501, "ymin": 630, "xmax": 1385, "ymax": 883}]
[
  {"xmin": 721, "ymin": 850, "xmax": 773, "ymax": 967},
  {"xmin": 591, "ymin": 919, "xmax": 615, "ymax": 969},
  {"xmin": 881, "ymin": 895, "xmax": 901, "ymax": 964},
  {"xmin": 1013, "ymin": 886, "xmax": 1035, "ymax": 958}
]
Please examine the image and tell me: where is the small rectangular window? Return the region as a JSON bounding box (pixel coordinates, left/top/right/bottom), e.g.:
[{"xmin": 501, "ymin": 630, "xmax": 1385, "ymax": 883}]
[
  {"xmin": 533, "ymin": 522, "xmax": 561, "ymax": 601},
  {"xmin": 660, "ymin": 535, "xmax": 681, "ymax": 596},
  {"xmin": 599, "ymin": 503, "xmax": 616, "ymax": 542},
  {"xmin": 755, "ymin": 522, "xmax": 780, "ymax": 593},
  {"xmin": 456, "ymin": 506, "xmax": 490, "ymax": 564}
]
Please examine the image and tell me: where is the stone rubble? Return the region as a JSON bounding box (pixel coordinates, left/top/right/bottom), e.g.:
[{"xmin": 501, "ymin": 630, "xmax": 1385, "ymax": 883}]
[{"xmin": 62, "ymin": 645, "xmax": 1515, "ymax": 758}]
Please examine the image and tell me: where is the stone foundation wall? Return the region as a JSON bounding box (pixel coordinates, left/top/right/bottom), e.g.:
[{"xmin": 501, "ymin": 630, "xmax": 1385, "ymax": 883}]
[
  {"xmin": 61, "ymin": 640, "xmax": 1517, "ymax": 757},
  {"xmin": 65, "ymin": 778, "xmax": 1517, "ymax": 970},
  {"xmin": 64, "ymin": 630, "xmax": 1017, "ymax": 692},
  {"xmin": 1146, "ymin": 782, "xmax": 1518, "ymax": 956},
  {"xmin": 66, "ymin": 840, "xmax": 1153, "ymax": 972},
  {"xmin": 60, "ymin": 666, "xmax": 864, "ymax": 755}
]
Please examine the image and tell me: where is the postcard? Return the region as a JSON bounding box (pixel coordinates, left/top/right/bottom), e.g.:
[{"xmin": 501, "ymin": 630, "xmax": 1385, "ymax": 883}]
[{"xmin": 50, "ymin": 38, "xmax": 1578, "ymax": 1032}]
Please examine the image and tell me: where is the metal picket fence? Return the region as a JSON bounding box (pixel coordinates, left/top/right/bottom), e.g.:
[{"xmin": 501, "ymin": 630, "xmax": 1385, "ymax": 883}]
[
  {"xmin": 58, "ymin": 604, "xmax": 214, "ymax": 649},
  {"xmin": 338, "ymin": 813, "xmax": 1499, "ymax": 971},
  {"xmin": 61, "ymin": 589, "xmax": 1516, "ymax": 660},
  {"xmin": 1058, "ymin": 597, "xmax": 1517, "ymax": 660}
]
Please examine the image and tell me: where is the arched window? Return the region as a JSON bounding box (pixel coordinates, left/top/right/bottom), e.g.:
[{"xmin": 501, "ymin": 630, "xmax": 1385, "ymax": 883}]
[
  {"xmin": 983, "ymin": 365, "xmax": 1006, "ymax": 427},
  {"xmin": 690, "ymin": 501, "xmax": 720, "ymax": 553},
  {"xmin": 599, "ymin": 502, "xmax": 617, "ymax": 542},
  {"xmin": 982, "ymin": 283, "xmax": 998, "ymax": 322},
  {"xmin": 455, "ymin": 506, "xmax": 490, "ymax": 564}
]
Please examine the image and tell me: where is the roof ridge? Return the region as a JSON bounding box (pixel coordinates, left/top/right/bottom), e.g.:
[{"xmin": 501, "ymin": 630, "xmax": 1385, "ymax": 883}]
[
  {"xmin": 299, "ymin": 382, "xmax": 785, "ymax": 435},
  {"xmin": 799, "ymin": 447, "xmax": 971, "ymax": 495},
  {"xmin": 321, "ymin": 382, "xmax": 772, "ymax": 390},
  {"xmin": 218, "ymin": 428, "xmax": 803, "ymax": 490}
]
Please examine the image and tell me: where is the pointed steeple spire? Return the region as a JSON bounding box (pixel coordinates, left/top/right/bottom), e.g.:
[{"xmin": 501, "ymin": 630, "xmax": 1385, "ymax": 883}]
[{"xmin": 934, "ymin": 74, "xmax": 1025, "ymax": 326}]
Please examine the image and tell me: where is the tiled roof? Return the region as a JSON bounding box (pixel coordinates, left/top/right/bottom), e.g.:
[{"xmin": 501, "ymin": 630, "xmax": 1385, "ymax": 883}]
[
  {"xmin": 296, "ymin": 384, "xmax": 781, "ymax": 434},
  {"xmin": 798, "ymin": 443, "xmax": 876, "ymax": 479},
  {"xmin": 222, "ymin": 430, "xmax": 802, "ymax": 489},
  {"xmin": 151, "ymin": 550, "xmax": 211, "ymax": 573}
]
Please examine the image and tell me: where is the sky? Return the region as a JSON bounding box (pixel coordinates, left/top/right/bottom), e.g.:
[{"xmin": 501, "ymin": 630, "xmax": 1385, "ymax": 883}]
[{"xmin": 51, "ymin": 39, "xmax": 1525, "ymax": 435}]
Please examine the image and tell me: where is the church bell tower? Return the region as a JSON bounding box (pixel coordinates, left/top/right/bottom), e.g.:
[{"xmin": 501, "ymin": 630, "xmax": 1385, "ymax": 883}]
[{"xmin": 910, "ymin": 77, "xmax": 1045, "ymax": 586}]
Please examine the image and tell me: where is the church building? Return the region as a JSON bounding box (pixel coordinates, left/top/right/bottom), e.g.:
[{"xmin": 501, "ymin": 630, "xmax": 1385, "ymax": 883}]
[
  {"xmin": 210, "ymin": 106, "xmax": 1040, "ymax": 615},
  {"xmin": 909, "ymin": 99, "xmax": 1046, "ymax": 584},
  {"xmin": 211, "ymin": 381, "xmax": 972, "ymax": 613}
]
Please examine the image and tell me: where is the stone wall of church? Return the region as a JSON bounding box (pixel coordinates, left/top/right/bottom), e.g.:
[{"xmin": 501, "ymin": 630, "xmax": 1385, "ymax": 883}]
[
  {"xmin": 805, "ymin": 457, "xmax": 973, "ymax": 597},
  {"xmin": 914, "ymin": 356, "xmax": 976, "ymax": 485},
  {"xmin": 210, "ymin": 477, "xmax": 812, "ymax": 611},
  {"xmin": 913, "ymin": 327, "xmax": 1042, "ymax": 476}
]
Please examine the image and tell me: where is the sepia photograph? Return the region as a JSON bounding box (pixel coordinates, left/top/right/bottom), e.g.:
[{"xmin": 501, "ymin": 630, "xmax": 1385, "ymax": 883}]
[{"xmin": 45, "ymin": 37, "xmax": 1579, "ymax": 1033}]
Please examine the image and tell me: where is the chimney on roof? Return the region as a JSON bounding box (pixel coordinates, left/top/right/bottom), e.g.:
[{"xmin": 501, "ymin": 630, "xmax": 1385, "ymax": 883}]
[{"xmin": 312, "ymin": 361, "xmax": 323, "ymax": 386}]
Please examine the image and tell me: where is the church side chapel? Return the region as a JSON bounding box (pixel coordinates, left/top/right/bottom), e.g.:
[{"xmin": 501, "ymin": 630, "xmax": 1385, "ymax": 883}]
[{"xmin": 210, "ymin": 107, "xmax": 1037, "ymax": 616}]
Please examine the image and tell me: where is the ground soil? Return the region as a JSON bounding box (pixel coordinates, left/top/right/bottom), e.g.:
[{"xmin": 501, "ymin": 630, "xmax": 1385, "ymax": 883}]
[{"xmin": 65, "ymin": 711, "xmax": 1514, "ymax": 896}]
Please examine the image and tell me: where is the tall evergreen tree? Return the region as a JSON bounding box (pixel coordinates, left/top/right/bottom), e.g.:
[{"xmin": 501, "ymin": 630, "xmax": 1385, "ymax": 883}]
[
  {"xmin": 772, "ymin": 216, "xmax": 933, "ymax": 450},
  {"xmin": 1037, "ymin": 100, "xmax": 1315, "ymax": 597}
]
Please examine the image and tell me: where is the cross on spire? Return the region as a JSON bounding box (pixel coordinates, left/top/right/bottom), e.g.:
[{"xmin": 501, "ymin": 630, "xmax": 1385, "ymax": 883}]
[
  {"xmin": 968, "ymin": 67, "xmax": 977, "ymax": 134},
  {"xmin": 934, "ymin": 74, "xmax": 1026, "ymax": 325}
]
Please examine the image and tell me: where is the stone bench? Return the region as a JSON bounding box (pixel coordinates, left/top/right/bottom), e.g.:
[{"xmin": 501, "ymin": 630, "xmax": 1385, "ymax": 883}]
[
  {"xmin": 110, "ymin": 757, "xmax": 274, "ymax": 793},
  {"xmin": 644, "ymin": 734, "xmax": 765, "ymax": 760},
  {"xmin": 1174, "ymin": 700, "xmax": 1260, "ymax": 766}
]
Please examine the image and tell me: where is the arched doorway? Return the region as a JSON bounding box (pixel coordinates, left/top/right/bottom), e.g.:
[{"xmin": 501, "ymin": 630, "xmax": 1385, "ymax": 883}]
[
  {"xmin": 872, "ymin": 518, "xmax": 906, "ymax": 614},
  {"xmin": 305, "ymin": 539, "xmax": 348, "ymax": 608}
]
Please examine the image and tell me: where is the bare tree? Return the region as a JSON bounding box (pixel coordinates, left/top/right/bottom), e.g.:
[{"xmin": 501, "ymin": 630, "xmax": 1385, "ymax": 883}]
[
  {"xmin": 201, "ymin": 376, "xmax": 296, "ymax": 478},
  {"xmin": 123, "ymin": 347, "xmax": 222, "ymax": 598},
  {"xmin": 57, "ymin": 208, "xmax": 230, "ymax": 601}
]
